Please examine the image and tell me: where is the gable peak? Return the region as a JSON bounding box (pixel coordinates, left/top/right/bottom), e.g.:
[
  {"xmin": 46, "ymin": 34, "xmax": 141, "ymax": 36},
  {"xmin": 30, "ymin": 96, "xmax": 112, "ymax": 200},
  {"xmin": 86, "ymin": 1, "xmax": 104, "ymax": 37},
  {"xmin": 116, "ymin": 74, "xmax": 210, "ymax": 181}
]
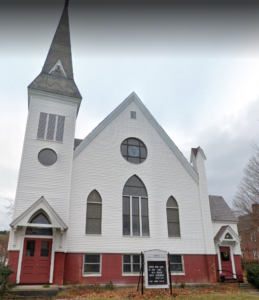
[{"xmin": 49, "ymin": 60, "xmax": 67, "ymax": 78}]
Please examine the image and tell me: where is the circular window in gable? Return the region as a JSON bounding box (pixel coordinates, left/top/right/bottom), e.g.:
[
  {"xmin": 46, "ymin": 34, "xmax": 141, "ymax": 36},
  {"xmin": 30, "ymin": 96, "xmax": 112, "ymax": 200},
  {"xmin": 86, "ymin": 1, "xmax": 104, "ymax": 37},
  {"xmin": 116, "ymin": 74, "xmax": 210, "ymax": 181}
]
[
  {"xmin": 121, "ymin": 138, "xmax": 147, "ymax": 164},
  {"xmin": 38, "ymin": 148, "xmax": 57, "ymax": 166}
]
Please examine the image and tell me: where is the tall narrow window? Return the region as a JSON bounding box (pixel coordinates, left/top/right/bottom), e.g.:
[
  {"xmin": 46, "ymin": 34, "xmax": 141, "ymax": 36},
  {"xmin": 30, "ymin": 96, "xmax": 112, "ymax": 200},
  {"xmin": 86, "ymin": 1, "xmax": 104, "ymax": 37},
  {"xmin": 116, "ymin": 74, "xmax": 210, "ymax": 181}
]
[
  {"xmin": 86, "ymin": 190, "xmax": 102, "ymax": 234},
  {"xmin": 167, "ymin": 196, "xmax": 180, "ymax": 237},
  {"xmin": 37, "ymin": 113, "xmax": 65, "ymax": 142},
  {"xmin": 46, "ymin": 114, "xmax": 56, "ymax": 140},
  {"xmin": 37, "ymin": 112, "xmax": 47, "ymax": 139},
  {"xmin": 56, "ymin": 116, "xmax": 65, "ymax": 142},
  {"xmin": 123, "ymin": 175, "xmax": 149, "ymax": 236}
]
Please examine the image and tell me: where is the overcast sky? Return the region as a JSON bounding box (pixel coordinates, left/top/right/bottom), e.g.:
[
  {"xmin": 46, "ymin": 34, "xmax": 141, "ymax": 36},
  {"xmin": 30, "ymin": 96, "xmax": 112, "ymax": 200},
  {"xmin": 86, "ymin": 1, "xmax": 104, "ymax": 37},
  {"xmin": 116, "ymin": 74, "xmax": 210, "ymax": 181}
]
[{"xmin": 1, "ymin": 0, "xmax": 259, "ymax": 229}]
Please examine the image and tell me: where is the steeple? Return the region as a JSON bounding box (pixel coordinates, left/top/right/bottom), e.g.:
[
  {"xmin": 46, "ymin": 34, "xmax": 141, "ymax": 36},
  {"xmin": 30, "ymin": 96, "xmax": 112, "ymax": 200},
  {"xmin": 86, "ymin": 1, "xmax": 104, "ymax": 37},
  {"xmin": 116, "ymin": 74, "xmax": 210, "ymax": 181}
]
[{"xmin": 28, "ymin": 0, "xmax": 82, "ymax": 100}]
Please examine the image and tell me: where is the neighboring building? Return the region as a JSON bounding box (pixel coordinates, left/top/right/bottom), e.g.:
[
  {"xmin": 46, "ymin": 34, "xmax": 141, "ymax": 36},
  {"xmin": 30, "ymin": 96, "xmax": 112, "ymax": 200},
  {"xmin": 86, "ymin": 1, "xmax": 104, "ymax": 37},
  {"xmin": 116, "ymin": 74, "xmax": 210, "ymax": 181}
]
[
  {"xmin": 238, "ymin": 204, "xmax": 259, "ymax": 260},
  {"xmin": 8, "ymin": 1, "xmax": 242, "ymax": 285}
]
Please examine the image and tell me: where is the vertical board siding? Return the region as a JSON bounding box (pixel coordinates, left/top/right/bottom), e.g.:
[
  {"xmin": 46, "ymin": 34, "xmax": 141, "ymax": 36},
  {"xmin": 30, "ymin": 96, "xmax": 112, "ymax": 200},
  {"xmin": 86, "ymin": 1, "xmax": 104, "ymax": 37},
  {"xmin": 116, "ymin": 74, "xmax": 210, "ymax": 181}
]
[{"xmin": 67, "ymin": 101, "xmax": 215, "ymax": 254}]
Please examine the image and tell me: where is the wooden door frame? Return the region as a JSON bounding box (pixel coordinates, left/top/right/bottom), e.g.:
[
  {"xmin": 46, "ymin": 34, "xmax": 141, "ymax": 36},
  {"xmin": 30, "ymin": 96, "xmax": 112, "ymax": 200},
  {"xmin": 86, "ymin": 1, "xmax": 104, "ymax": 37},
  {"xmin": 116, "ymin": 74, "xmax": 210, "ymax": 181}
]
[
  {"xmin": 20, "ymin": 238, "xmax": 53, "ymax": 284},
  {"xmin": 16, "ymin": 233, "xmax": 56, "ymax": 284},
  {"xmin": 217, "ymin": 243, "xmax": 236, "ymax": 279}
]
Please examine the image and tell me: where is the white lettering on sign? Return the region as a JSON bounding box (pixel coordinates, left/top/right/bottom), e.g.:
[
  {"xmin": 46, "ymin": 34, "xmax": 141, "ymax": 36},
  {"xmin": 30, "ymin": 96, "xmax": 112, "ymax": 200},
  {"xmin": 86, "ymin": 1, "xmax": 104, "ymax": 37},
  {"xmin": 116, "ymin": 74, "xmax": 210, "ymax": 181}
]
[{"xmin": 144, "ymin": 250, "xmax": 169, "ymax": 289}]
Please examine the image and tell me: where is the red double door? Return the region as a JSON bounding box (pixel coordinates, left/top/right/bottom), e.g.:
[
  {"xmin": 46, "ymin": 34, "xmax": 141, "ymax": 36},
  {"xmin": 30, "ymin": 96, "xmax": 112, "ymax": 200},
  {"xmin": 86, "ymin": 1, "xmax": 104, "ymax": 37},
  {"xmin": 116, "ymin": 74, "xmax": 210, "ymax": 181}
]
[
  {"xmin": 20, "ymin": 238, "xmax": 52, "ymax": 284},
  {"xmin": 220, "ymin": 246, "xmax": 233, "ymax": 278}
]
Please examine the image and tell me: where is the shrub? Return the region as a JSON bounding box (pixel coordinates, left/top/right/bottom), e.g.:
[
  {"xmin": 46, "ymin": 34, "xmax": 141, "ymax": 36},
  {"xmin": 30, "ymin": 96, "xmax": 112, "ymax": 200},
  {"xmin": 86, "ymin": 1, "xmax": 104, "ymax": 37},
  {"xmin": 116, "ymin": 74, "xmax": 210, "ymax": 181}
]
[
  {"xmin": 105, "ymin": 281, "xmax": 114, "ymax": 290},
  {"xmin": 93, "ymin": 283, "xmax": 101, "ymax": 293},
  {"xmin": 242, "ymin": 258, "xmax": 259, "ymax": 270},
  {"xmin": 0, "ymin": 264, "xmax": 14, "ymax": 299},
  {"xmin": 246, "ymin": 264, "xmax": 259, "ymax": 288},
  {"xmin": 0, "ymin": 264, "xmax": 14, "ymax": 286}
]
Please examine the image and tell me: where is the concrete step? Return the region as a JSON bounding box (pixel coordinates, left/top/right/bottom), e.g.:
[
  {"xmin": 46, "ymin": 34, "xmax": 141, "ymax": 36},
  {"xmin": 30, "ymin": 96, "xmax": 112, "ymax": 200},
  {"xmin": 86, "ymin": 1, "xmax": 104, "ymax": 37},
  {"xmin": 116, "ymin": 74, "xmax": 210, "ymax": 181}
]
[
  {"xmin": 239, "ymin": 283, "xmax": 254, "ymax": 290},
  {"xmin": 9, "ymin": 285, "xmax": 59, "ymax": 297}
]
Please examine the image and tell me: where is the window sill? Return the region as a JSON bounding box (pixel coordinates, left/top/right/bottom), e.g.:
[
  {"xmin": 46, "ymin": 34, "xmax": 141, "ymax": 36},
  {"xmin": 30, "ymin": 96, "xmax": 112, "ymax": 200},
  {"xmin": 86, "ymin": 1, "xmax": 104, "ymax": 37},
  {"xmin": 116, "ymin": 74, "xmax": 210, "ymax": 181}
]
[
  {"xmin": 168, "ymin": 237, "xmax": 181, "ymax": 239},
  {"xmin": 123, "ymin": 235, "xmax": 150, "ymax": 238},
  {"xmin": 85, "ymin": 234, "xmax": 102, "ymax": 236},
  {"xmin": 171, "ymin": 272, "xmax": 185, "ymax": 276},
  {"xmin": 83, "ymin": 274, "xmax": 102, "ymax": 277},
  {"xmin": 37, "ymin": 138, "xmax": 62, "ymax": 144},
  {"xmin": 122, "ymin": 273, "xmax": 142, "ymax": 277}
]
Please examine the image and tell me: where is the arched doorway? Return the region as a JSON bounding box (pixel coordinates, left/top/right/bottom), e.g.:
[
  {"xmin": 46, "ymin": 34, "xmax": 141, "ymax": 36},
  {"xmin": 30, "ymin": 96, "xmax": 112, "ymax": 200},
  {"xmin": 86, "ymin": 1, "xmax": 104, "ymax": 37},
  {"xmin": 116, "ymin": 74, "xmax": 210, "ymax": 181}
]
[{"xmin": 20, "ymin": 212, "xmax": 53, "ymax": 284}]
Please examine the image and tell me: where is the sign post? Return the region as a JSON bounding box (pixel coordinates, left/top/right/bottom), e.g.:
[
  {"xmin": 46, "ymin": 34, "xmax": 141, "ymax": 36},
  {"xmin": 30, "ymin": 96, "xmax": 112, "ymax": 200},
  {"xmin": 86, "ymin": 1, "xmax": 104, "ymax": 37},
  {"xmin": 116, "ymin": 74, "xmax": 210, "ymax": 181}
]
[
  {"xmin": 144, "ymin": 250, "xmax": 169, "ymax": 289},
  {"xmin": 137, "ymin": 252, "xmax": 144, "ymax": 295}
]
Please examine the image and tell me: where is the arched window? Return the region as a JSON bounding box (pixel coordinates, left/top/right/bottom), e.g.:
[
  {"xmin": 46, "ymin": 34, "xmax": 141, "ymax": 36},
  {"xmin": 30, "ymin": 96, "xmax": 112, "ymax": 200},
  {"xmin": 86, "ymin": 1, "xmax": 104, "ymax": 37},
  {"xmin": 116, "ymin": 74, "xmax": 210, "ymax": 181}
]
[
  {"xmin": 123, "ymin": 175, "xmax": 149, "ymax": 236},
  {"xmin": 26, "ymin": 212, "xmax": 53, "ymax": 235},
  {"xmin": 225, "ymin": 233, "xmax": 233, "ymax": 239},
  {"xmin": 167, "ymin": 196, "xmax": 180, "ymax": 237},
  {"xmin": 86, "ymin": 190, "xmax": 102, "ymax": 234}
]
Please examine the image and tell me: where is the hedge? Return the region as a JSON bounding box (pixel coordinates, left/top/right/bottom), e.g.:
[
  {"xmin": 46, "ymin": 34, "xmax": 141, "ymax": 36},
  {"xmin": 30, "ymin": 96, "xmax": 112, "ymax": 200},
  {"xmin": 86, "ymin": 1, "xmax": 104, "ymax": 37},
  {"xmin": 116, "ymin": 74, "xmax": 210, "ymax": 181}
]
[{"xmin": 246, "ymin": 264, "xmax": 259, "ymax": 288}]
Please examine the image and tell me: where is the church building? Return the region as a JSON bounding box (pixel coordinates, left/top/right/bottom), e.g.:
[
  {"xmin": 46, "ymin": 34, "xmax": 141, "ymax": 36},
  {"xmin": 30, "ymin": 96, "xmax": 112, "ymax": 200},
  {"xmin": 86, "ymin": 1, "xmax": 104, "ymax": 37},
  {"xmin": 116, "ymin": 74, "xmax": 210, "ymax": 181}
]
[{"xmin": 8, "ymin": 1, "xmax": 242, "ymax": 285}]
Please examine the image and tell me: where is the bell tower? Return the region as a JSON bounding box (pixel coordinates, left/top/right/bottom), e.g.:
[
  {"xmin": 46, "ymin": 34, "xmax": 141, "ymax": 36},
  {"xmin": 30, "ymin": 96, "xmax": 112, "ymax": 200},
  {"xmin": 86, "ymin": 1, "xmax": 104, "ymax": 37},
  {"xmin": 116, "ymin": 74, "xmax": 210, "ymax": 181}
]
[{"xmin": 11, "ymin": 0, "xmax": 82, "ymax": 230}]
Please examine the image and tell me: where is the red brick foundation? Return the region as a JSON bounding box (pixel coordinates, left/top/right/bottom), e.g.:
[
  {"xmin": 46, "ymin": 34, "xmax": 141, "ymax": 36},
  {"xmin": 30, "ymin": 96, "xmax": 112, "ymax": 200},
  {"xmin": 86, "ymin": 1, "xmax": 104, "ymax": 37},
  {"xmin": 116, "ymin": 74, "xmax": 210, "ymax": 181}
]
[
  {"xmin": 8, "ymin": 251, "xmax": 19, "ymax": 284},
  {"xmin": 8, "ymin": 252, "xmax": 241, "ymax": 285},
  {"xmin": 234, "ymin": 255, "xmax": 243, "ymax": 282},
  {"xmin": 64, "ymin": 253, "xmax": 218, "ymax": 284},
  {"xmin": 53, "ymin": 252, "xmax": 66, "ymax": 285}
]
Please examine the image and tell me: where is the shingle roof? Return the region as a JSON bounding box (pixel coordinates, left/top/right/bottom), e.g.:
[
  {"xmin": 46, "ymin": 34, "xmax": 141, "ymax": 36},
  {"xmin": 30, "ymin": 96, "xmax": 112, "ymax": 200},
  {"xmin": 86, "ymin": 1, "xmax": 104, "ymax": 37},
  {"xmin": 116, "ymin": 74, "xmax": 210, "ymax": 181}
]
[
  {"xmin": 214, "ymin": 225, "xmax": 228, "ymax": 240},
  {"xmin": 209, "ymin": 195, "xmax": 238, "ymax": 222},
  {"xmin": 28, "ymin": 4, "xmax": 82, "ymax": 100}
]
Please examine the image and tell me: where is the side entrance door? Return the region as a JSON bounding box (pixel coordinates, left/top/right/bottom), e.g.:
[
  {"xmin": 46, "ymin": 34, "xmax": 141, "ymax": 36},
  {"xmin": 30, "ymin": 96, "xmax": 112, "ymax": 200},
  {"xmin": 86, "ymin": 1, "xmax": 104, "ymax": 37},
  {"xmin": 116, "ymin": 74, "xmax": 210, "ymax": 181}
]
[
  {"xmin": 20, "ymin": 238, "xmax": 52, "ymax": 283},
  {"xmin": 219, "ymin": 246, "xmax": 233, "ymax": 278}
]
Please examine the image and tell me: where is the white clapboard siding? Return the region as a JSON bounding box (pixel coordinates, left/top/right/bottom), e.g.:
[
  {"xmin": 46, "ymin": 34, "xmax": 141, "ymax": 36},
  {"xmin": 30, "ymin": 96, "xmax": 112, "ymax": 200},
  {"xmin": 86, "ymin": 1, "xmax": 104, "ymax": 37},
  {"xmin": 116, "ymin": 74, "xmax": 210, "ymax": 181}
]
[
  {"xmin": 193, "ymin": 151, "xmax": 215, "ymax": 254},
  {"xmin": 12, "ymin": 92, "xmax": 77, "ymax": 229},
  {"xmin": 67, "ymin": 100, "xmax": 215, "ymax": 254}
]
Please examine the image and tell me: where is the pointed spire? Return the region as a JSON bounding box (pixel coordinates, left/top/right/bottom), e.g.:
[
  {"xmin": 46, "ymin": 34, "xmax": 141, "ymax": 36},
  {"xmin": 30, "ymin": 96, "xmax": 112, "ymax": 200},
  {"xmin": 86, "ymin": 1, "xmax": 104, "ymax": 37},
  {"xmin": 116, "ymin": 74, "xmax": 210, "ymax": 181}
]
[
  {"xmin": 28, "ymin": 1, "xmax": 82, "ymax": 100},
  {"xmin": 42, "ymin": 2, "xmax": 73, "ymax": 79}
]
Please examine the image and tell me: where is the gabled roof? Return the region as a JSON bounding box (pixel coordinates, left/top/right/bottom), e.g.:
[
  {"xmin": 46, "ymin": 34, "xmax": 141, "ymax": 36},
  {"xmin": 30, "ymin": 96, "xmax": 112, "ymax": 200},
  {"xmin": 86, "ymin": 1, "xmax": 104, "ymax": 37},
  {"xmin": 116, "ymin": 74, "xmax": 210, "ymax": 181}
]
[
  {"xmin": 28, "ymin": 3, "xmax": 81, "ymax": 100},
  {"xmin": 74, "ymin": 92, "xmax": 198, "ymax": 184},
  {"xmin": 10, "ymin": 196, "xmax": 67, "ymax": 230},
  {"xmin": 209, "ymin": 195, "xmax": 238, "ymax": 222},
  {"xmin": 214, "ymin": 225, "xmax": 240, "ymax": 242}
]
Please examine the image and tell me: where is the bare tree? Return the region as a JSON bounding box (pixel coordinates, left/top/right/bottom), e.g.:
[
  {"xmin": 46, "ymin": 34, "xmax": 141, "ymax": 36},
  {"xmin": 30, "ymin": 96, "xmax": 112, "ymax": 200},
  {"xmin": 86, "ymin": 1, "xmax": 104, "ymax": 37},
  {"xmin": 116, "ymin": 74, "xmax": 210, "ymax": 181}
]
[
  {"xmin": 233, "ymin": 142, "xmax": 259, "ymax": 216},
  {"xmin": 4, "ymin": 199, "xmax": 14, "ymax": 217}
]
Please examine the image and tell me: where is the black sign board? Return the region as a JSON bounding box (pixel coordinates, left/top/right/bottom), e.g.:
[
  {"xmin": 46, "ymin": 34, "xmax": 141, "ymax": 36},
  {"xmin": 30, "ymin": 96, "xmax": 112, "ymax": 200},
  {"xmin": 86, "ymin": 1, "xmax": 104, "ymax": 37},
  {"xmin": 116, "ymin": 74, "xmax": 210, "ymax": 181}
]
[{"xmin": 147, "ymin": 261, "xmax": 167, "ymax": 285}]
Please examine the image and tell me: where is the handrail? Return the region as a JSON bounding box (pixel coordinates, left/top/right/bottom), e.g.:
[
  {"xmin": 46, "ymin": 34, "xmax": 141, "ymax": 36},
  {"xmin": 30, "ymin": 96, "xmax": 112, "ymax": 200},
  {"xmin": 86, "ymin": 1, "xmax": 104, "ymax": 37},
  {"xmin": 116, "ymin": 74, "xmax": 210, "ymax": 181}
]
[
  {"xmin": 217, "ymin": 269, "xmax": 258, "ymax": 288},
  {"xmin": 217, "ymin": 269, "xmax": 243, "ymax": 280}
]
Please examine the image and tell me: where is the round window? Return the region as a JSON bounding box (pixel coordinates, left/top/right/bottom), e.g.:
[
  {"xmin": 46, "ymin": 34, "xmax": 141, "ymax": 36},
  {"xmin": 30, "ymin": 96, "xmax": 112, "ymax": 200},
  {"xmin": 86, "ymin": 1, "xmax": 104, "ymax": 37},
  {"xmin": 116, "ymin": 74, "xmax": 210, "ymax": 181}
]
[
  {"xmin": 38, "ymin": 148, "xmax": 57, "ymax": 166},
  {"xmin": 120, "ymin": 138, "xmax": 147, "ymax": 164}
]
